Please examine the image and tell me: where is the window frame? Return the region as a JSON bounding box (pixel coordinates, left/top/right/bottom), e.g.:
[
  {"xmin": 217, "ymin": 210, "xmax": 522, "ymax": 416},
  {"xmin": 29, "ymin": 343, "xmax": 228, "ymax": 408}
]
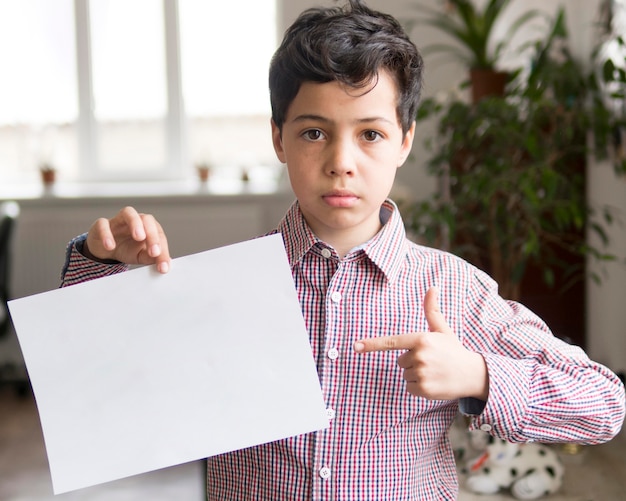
[
  {"xmin": 1, "ymin": 0, "xmax": 279, "ymax": 187},
  {"xmin": 74, "ymin": 0, "xmax": 186, "ymax": 182}
]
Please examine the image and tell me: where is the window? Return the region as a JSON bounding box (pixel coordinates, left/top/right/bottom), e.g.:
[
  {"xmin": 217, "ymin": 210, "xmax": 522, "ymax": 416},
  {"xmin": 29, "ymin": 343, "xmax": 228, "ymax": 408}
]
[
  {"xmin": 178, "ymin": 0, "xmax": 278, "ymax": 180},
  {"xmin": 0, "ymin": 0, "xmax": 277, "ymax": 186},
  {"xmin": 89, "ymin": 0, "xmax": 168, "ymax": 177},
  {"xmin": 0, "ymin": 0, "xmax": 78, "ymax": 183}
]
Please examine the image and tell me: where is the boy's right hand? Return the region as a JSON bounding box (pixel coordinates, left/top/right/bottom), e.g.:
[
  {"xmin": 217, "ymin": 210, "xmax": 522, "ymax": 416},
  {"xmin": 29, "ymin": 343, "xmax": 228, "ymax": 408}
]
[{"xmin": 84, "ymin": 206, "xmax": 171, "ymax": 274}]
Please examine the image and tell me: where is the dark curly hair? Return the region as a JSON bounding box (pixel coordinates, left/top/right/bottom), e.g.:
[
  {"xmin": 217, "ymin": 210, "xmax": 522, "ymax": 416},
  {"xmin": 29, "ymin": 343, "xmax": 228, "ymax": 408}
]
[{"xmin": 269, "ymin": 0, "xmax": 424, "ymax": 136}]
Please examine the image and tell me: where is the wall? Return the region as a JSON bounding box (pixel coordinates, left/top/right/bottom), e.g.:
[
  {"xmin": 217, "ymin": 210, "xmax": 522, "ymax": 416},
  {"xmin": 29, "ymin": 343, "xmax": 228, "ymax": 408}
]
[
  {"xmin": 587, "ymin": 159, "xmax": 626, "ymax": 373},
  {"xmin": 7, "ymin": 192, "xmax": 295, "ymax": 299}
]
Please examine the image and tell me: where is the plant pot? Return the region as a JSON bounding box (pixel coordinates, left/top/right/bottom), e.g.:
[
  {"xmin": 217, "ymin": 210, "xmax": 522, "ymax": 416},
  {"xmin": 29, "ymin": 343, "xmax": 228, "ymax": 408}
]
[
  {"xmin": 196, "ymin": 165, "xmax": 211, "ymax": 182},
  {"xmin": 40, "ymin": 169, "xmax": 56, "ymax": 186},
  {"xmin": 470, "ymin": 69, "xmax": 508, "ymax": 103}
]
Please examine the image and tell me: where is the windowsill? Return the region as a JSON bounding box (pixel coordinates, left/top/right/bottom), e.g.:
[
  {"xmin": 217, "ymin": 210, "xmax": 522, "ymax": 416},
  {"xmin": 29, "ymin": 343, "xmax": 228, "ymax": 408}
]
[{"xmin": 0, "ymin": 177, "xmax": 293, "ymax": 202}]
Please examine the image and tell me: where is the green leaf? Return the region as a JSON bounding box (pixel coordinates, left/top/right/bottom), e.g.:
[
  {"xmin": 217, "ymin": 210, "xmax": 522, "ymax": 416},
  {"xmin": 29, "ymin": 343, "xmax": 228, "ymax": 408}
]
[
  {"xmin": 543, "ymin": 268, "xmax": 555, "ymax": 288},
  {"xmin": 603, "ymin": 59, "xmax": 616, "ymax": 82}
]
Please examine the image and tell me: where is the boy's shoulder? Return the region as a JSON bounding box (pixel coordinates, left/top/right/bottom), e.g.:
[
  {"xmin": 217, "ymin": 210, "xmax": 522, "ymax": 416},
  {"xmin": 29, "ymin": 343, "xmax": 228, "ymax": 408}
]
[
  {"xmin": 405, "ymin": 238, "xmax": 468, "ymax": 267},
  {"xmin": 403, "ymin": 238, "xmax": 496, "ymax": 286}
]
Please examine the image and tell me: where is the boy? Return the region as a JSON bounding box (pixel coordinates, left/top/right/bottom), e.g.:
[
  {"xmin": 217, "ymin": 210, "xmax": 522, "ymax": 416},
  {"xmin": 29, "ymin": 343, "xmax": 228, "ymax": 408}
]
[{"xmin": 61, "ymin": 1, "xmax": 625, "ymax": 499}]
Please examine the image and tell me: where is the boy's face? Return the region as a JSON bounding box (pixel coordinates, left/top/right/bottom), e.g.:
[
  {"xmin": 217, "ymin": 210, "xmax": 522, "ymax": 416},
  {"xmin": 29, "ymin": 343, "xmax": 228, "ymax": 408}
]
[{"xmin": 271, "ymin": 70, "xmax": 415, "ymax": 252}]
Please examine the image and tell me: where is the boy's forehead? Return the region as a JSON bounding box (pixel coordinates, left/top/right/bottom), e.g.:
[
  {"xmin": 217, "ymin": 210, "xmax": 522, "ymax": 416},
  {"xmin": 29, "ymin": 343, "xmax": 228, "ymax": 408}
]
[{"xmin": 287, "ymin": 72, "xmax": 400, "ymax": 120}]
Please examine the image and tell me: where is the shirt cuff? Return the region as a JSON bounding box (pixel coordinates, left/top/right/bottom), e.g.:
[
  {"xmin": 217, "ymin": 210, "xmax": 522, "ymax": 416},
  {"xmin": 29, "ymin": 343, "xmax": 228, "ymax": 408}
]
[
  {"xmin": 465, "ymin": 353, "xmax": 531, "ymax": 440},
  {"xmin": 61, "ymin": 233, "xmax": 129, "ymax": 286},
  {"xmin": 459, "ymin": 397, "xmax": 487, "ymax": 415}
]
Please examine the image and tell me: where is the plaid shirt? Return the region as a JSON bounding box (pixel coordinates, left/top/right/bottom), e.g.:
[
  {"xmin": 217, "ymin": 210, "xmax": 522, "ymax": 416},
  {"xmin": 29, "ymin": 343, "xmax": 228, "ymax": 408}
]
[{"xmin": 62, "ymin": 199, "xmax": 625, "ymax": 500}]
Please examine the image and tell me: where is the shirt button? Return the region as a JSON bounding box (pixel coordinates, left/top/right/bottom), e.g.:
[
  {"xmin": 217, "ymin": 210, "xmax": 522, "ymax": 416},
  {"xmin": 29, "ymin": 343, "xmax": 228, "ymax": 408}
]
[
  {"xmin": 330, "ymin": 291, "xmax": 342, "ymax": 303},
  {"xmin": 321, "ymin": 248, "xmax": 332, "ymax": 259},
  {"xmin": 480, "ymin": 424, "xmax": 492, "ymax": 432},
  {"xmin": 319, "ymin": 466, "xmax": 331, "ymax": 480},
  {"xmin": 326, "ymin": 407, "xmax": 336, "ymax": 420},
  {"xmin": 327, "ymin": 348, "xmax": 339, "ymax": 360}
]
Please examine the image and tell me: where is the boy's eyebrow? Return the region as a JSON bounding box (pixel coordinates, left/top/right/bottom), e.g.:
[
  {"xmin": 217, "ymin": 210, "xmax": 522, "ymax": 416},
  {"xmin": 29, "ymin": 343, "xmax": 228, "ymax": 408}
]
[{"xmin": 291, "ymin": 114, "xmax": 395, "ymax": 125}]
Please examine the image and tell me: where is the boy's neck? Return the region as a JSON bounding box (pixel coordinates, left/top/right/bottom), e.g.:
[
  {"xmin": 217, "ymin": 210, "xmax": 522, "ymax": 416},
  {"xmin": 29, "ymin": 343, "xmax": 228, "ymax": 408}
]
[
  {"xmin": 296, "ymin": 202, "xmax": 389, "ymax": 259},
  {"xmin": 315, "ymin": 222, "xmax": 383, "ymax": 259}
]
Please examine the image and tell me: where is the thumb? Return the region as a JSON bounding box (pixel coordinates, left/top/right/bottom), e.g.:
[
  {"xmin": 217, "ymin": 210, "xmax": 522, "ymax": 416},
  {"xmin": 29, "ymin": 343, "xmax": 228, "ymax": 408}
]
[{"xmin": 424, "ymin": 287, "xmax": 453, "ymax": 335}]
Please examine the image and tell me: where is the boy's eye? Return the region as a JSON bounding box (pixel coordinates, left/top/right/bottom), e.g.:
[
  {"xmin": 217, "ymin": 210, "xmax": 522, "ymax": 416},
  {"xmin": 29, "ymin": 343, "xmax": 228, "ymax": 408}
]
[
  {"xmin": 363, "ymin": 130, "xmax": 382, "ymax": 142},
  {"xmin": 303, "ymin": 129, "xmax": 324, "ymax": 141}
]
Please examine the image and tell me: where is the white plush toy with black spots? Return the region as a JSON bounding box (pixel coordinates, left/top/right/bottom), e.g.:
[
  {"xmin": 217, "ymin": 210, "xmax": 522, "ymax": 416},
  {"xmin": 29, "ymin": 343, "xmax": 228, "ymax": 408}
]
[
  {"xmin": 449, "ymin": 414, "xmax": 490, "ymax": 463},
  {"xmin": 463, "ymin": 435, "xmax": 564, "ymax": 500}
]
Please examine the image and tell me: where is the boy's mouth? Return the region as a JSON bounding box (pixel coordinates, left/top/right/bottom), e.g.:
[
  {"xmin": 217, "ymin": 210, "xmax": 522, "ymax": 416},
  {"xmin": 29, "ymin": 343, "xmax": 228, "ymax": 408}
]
[{"xmin": 322, "ymin": 190, "xmax": 359, "ymax": 207}]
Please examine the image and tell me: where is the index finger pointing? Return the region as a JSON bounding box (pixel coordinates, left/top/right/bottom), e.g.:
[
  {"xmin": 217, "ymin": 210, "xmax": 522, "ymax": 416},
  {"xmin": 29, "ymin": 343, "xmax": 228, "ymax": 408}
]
[{"xmin": 354, "ymin": 334, "xmax": 419, "ymax": 353}]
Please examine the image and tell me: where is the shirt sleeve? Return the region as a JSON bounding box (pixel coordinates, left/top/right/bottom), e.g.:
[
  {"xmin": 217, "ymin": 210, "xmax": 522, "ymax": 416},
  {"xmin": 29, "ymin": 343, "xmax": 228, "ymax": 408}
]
[
  {"xmin": 462, "ymin": 269, "xmax": 625, "ymax": 445},
  {"xmin": 61, "ymin": 233, "xmax": 129, "ymax": 287}
]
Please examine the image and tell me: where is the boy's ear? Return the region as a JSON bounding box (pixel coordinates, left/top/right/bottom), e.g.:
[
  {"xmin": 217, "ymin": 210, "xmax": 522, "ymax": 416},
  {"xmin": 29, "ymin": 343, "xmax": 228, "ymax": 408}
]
[
  {"xmin": 271, "ymin": 119, "xmax": 287, "ymax": 164},
  {"xmin": 398, "ymin": 121, "xmax": 416, "ymax": 167}
]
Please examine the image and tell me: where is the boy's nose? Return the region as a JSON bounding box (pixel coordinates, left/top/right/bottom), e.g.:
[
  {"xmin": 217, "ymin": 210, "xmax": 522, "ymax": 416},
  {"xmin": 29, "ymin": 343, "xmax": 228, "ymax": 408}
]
[{"xmin": 326, "ymin": 139, "xmax": 356, "ymax": 176}]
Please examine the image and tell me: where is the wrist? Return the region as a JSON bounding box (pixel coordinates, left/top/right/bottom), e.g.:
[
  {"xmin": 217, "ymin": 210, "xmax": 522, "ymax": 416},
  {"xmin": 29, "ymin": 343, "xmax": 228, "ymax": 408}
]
[{"xmin": 467, "ymin": 352, "xmax": 489, "ymax": 401}]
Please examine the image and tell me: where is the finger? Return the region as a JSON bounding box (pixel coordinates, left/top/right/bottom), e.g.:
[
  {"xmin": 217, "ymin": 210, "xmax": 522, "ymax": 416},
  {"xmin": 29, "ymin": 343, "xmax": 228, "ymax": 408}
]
[
  {"xmin": 131, "ymin": 214, "xmax": 171, "ymax": 273},
  {"xmin": 139, "ymin": 213, "xmax": 165, "ymax": 258},
  {"xmin": 155, "ymin": 236, "xmax": 171, "ymax": 273},
  {"xmin": 424, "ymin": 286, "xmax": 453, "ymax": 335},
  {"xmin": 90, "ymin": 217, "xmax": 116, "ymax": 251},
  {"xmin": 113, "ymin": 206, "xmax": 147, "ymax": 242},
  {"xmin": 354, "ymin": 333, "xmax": 419, "ymax": 353},
  {"xmin": 85, "ymin": 218, "xmax": 117, "ymax": 260},
  {"xmin": 148, "ymin": 218, "xmax": 172, "ymax": 274}
]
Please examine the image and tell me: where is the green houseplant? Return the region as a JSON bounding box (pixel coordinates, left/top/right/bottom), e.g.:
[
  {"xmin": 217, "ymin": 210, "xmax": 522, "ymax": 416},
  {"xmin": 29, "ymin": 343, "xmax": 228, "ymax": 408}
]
[
  {"xmin": 408, "ymin": 0, "xmax": 543, "ymax": 101},
  {"xmin": 405, "ymin": 7, "xmax": 626, "ymax": 307}
]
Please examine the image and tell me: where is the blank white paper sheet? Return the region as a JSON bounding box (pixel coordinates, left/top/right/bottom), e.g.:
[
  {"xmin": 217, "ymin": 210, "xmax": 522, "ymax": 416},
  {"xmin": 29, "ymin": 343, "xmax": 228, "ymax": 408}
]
[{"xmin": 8, "ymin": 234, "xmax": 328, "ymax": 494}]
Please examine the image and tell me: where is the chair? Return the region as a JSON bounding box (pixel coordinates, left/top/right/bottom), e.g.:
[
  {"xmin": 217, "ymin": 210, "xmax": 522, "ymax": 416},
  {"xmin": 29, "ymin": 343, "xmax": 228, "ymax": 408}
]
[
  {"xmin": 0, "ymin": 201, "xmax": 29, "ymax": 396},
  {"xmin": 0, "ymin": 201, "xmax": 19, "ymax": 338}
]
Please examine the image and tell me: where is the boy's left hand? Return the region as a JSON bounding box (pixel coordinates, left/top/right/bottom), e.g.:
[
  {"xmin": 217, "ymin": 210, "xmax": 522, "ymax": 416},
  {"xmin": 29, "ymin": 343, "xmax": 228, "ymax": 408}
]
[{"xmin": 354, "ymin": 287, "xmax": 489, "ymax": 401}]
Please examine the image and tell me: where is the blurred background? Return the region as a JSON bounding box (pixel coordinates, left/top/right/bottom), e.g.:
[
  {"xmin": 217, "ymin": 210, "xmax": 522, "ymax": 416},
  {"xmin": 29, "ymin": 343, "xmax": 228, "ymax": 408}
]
[{"xmin": 0, "ymin": 1, "xmax": 625, "ymax": 499}]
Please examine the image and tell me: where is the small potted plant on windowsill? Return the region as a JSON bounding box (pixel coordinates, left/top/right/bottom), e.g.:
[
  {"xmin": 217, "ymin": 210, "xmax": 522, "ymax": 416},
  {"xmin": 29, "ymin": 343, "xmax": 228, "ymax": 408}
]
[
  {"xmin": 39, "ymin": 162, "xmax": 57, "ymax": 186},
  {"xmin": 195, "ymin": 162, "xmax": 212, "ymax": 183}
]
